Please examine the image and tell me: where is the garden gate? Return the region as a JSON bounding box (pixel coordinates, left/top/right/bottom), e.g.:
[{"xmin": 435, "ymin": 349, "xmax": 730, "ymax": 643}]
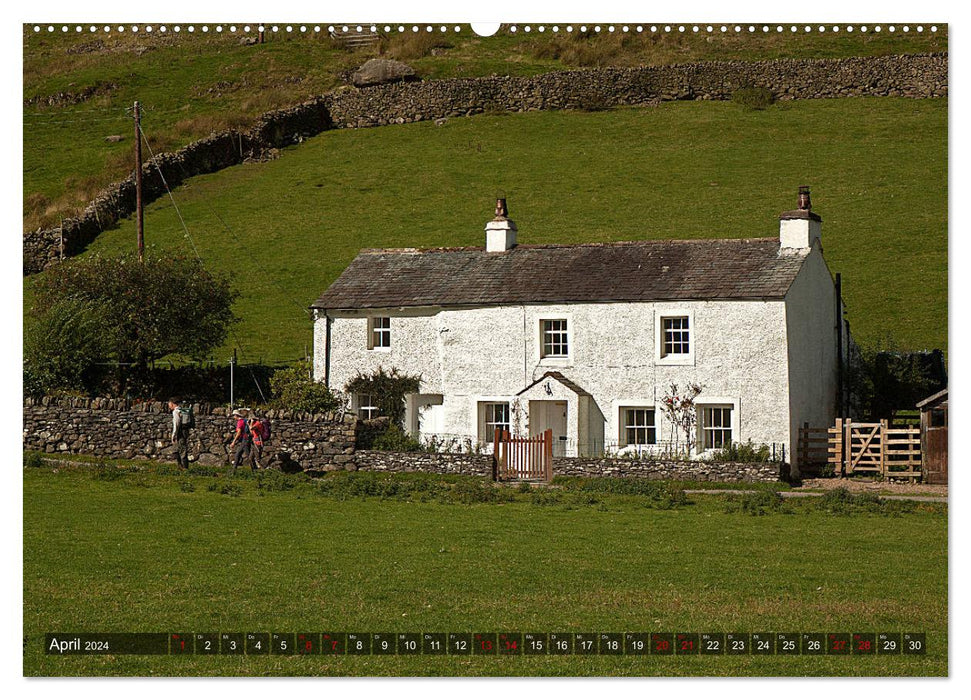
[{"xmin": 493, "ymin": 429, "xmax": 553, "ymax": 482}]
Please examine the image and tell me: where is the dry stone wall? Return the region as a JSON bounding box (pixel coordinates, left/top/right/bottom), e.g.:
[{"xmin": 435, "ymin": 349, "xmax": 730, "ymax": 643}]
[
  {"xmin": 24, "ymin": 53, "xmax": 946, "ymax": 274},
  {"xmin": 22, "ymin": 396, "xmax": 357, "ymax": 472},
  {"xmin": 24, "ymin": 397, "xmax": 783, "ymax": 481}
]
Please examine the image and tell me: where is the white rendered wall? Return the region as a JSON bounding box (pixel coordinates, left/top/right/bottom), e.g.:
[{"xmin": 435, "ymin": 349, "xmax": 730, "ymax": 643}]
[
  {"xmin": 315, "ymin": 298, "xmax": 795, "ymax": 456},
  {"xmin": 783, "ymin": 244, "xmax": 839, "ymax": 474}
]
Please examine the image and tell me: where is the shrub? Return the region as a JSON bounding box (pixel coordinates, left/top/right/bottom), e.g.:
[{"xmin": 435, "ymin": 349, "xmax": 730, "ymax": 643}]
[
  {"xmin": 451, "ymin": 479, "xmax": 514, "ymax": 505},
  {"xmin": 23, "ymin": 452, "xmax": 44, "ymax": 468},
  {"xmin": 23, "ymin": 297, "xmax": 113, "ymax": 395},
  {"xmin": 554, "ymin": 476, "xmax": 688, "ymax": 509},
  {"xmin": 529, "ymin": 489, "xmax": 564, "ymax": 506},
  {"xmin": 731, "ymin": 87, "xmax": 776, "ymax": 110},
  {"xmin": 92, "ymin": 461, "xmax": 123, "ymax": 481},
  {"xmin": 269, "ymin": 360, "xmax": 342, "ymax": 414},
  {"xmin": 220, "ymin": 483, "xmax": 242, "ymax": 497},
  {"xmin": 179, "ymin": 481, "xmax": 195, "ymax": 493},
  {"xmin": 371, "ymin": 424, "xmax": 423, "ymax": 452},
  {"xmin": 724, "ymin": 490, "xmax": 790, "ymax": 515},
  {"xmin": 345, "ymin": 367, "xmax": 421, "ymax": 427},
  {"xmin": 709, "ymin": 440, "xmax": 773, "ymax": 463}
]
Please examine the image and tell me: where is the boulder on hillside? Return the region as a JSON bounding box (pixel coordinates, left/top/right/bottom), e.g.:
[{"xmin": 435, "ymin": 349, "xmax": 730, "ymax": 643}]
[{"xmin": 350, "ymin": 59, "xmax": 418, "ymax": 88}]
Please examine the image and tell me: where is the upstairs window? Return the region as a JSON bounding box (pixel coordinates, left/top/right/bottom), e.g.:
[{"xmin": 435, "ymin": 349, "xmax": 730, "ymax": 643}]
[
  {"xmin": 622, "ymin": 408, "xmax": 656, "ymax": 446},
  {"xmin": 661, "ymin": 316, "xmax": 690, "ymax": 357},
  {"xmin": 541, "ymin": 319, "xmax": 569, "ymax": 358},
  {"xmin": 700, "ymin": 405, "xmax": 733, "ymax": 450},
  {"xmin": 368, "ymin": 317, "xmax": 391, "ymax": 349}
]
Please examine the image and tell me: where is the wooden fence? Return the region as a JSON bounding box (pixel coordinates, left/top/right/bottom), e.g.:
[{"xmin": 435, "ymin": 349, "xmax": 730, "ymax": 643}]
[
  {"xmin": 493, "ymin": 429, "xmax": 553, "ymax": 482},
  {"xmin": 798, "ymin": 419, "xmax": 922, "ymax": 481}
]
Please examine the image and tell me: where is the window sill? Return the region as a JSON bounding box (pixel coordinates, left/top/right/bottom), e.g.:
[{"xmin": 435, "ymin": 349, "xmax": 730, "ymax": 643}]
[
  {"xmin": 538, "ymin": 356, "xmax": 572, "ymax": 367},
  {"xmin": 655, "ymin": 354, "xmax": 694, "ymax": 367}
]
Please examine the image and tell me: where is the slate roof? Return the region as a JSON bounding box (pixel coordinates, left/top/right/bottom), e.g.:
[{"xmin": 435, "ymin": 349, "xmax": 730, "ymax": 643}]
[{"xmin": 311, "ymin": 238, "xmax": 809, "ymax": 310}]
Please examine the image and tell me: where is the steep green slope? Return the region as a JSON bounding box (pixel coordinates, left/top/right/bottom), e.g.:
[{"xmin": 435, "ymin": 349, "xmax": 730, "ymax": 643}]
[
  {"xmin": 23, "ymin": 26, "xmax": 947, "ymax": 231},
  {"xmin": 38, "ymin": 97, "xmax": 945, "ymax": 364}
]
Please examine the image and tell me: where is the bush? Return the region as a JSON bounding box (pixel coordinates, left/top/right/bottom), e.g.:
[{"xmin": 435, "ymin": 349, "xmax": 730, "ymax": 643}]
[
  {"xmin": 345, "ymin": 367, "xmax": 421, "ymax": 427},
  {"xmin": 269, "ymin": 360, "xmax": 342, "ymax": 414},
  {"xmin": 731, "ymin": 87, "xmax": 776, "ymax": 110},
  {"xmin": 451, "ymin": 479, "xmax": 514, "ymax": 505},
  {"xmin": 23, "ymin": 452, "xmax": 44, "ymax": 468},
  {"xmin": 23, "ymin": 297, "xmax": 112, "ymax": 395},
  {"xmin": 813, "ymin": 487, "xmax": 919, "ymax": 516},
  {"xmin": 724, "ymin": 490, "xmax": 791, "ymax": 515},
  {"xmin": 553, "ymin": 476, "xmax": 688, "ymax": 509},
  {"xmin": 92, "ymin": 461, "xmax": 123, "ymax": 481},
  {"xmin": 179, "ymin": 481, "xmax": 195, "ymax": 493},
  {"xmin": 371, "ymin": 424, "xmax": 423, "ymax": 452},
  {"xmin": 709, "ymin": 440, "xmax": 773, "ymax": 463}
]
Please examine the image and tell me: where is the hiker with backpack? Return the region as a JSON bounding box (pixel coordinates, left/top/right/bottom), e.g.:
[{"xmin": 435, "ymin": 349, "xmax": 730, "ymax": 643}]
[
  {"xmin": 169, "ymin": 397, "xmax": 194, "ymax": 470},
  {"xmin": 249, "ymin": 414, "xmax": 271, "ymax": 470},
  {"xmin": 229, "ymin": 409, "xmax": 255, "ymax": 473}
]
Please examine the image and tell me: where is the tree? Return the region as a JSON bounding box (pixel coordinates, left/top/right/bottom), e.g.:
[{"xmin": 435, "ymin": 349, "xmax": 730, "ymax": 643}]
[
  {"xmin": 847, "ymin": 336, "xmax": 945, "ymax": 421},
  {"xmin": 659, "ymin": 382, "xmax": 703, "ymax": 451},
  {"xmin": 24, "ymin": 298, "xmax": 113, "ymax": 396},
  {"xmin": 30, "ymin": 253, "xmax": 238, "ymax": 389}
]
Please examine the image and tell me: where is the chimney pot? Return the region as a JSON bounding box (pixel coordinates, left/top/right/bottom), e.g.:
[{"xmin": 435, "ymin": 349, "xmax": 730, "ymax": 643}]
[
  {"xmin": 485, "ymin": 198, "xmax": 517, "ymax": 252},
  {"xmin": 798, "ymin": 186, "xmax": 812, "ymax": 211}
]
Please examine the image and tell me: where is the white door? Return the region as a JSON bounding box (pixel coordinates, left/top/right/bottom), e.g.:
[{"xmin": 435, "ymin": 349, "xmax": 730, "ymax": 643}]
[{"xmin": 529, "ymin": 400, "xmax": 568, "ymax": 457}]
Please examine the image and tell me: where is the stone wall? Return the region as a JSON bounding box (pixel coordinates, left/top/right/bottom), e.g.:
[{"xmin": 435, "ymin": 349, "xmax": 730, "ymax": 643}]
[
  {"xmin": 24, "ymin": 397, "xmax": 783, "ymax": 481},
  {"xmin": 352, "ymin": 450, "xmax": 781, "ymax": 482},
  {"xmin": 353, "ymin": 450, "xmax": 493, "ymax": 476},
  {"xmin": 23, "ymin": 53, "xmax": 947, "ymax": 274},
  {"xmin": 22, "ymin": 396, "xmax": 357, "ymax": 472}
]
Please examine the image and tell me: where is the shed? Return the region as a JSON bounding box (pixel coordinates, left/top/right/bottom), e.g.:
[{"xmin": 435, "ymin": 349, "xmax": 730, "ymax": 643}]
[{"xmin": 916, "ymin": 389, "xmax": 948, "ymax": 484}]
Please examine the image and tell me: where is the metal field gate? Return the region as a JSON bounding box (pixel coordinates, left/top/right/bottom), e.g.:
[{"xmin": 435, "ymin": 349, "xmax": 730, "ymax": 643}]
[{"xmin": 493, "ymin": 429, "xmax": 554, "ymax": 482}]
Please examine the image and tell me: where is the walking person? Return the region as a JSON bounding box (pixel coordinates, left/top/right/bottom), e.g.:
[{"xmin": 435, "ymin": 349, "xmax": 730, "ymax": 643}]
[
  {"xmin": 228, "ymin": 409, "xmax": 254, "ymax": 474},
  {"xmin": 168, "ymin": 397, "xmax": 193, "ymax": 470},
  {"xmin": 249, "ymin": 414, "xmax": 266, "ymax": 470}
]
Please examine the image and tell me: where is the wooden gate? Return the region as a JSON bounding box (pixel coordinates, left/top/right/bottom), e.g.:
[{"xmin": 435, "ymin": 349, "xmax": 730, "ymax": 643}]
[
  {"xmin": 493, "ymin": 429, "xmax": 553, "ymax": 482},
  {"xmin": 822, "ymin": 419, "xmax": 921, "ymax": 481}
]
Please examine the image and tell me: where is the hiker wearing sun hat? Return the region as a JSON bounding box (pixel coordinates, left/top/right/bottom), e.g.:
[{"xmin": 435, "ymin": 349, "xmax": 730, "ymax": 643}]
[{"xmin": 228, "ymin": 408, "xmax": 254, "ymax": 474}]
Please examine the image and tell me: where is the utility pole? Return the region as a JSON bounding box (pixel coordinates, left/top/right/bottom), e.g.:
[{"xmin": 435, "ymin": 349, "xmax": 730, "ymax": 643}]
[
  {"xmin": 134, "ymin": 100, "xmax": 144, "ymax": 262},
  {"xmin": 230, "ymin": 348, "xmax": 237, "ymax": 411}
]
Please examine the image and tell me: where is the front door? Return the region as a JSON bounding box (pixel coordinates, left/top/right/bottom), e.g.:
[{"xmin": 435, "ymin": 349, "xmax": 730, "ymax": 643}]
[{"xmin": 529, "ymin": 400, "xmax": 568, "ymax": 457}]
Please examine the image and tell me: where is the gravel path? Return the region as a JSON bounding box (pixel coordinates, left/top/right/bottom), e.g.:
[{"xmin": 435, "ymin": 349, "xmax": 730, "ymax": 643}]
[{"xmin": 685, "ymin": 489, "xmax": 947, "ymax": 503}]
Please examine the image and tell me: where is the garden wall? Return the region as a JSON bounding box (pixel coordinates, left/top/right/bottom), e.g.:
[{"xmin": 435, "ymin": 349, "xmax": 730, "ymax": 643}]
[
  {"xmin": 22, "ymin": 396, "xmax": 357, "ymax": 472},
  {"xmin": 24, "ymin": 52, "xmax": 947, "ymax": 274},
  {"xmin": 24, "ymin": 396, "xmax": 783, "ymax": 481}
]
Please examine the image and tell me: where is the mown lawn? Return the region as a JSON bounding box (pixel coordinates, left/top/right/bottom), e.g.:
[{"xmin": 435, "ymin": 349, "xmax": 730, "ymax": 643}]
[
  {"xmin": 29, "ymin": 97, "xmax": 946, "ymax": 364},
  {"xmin": 23, "ymin": 462, "xmax": 947, "ymax": 676},
  {"xmin": 22, "ymin": 25, "xmax": 947, "ymax": 230}
]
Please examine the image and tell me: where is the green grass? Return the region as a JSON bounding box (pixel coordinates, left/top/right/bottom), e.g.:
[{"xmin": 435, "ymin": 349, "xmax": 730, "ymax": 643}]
[
  {"xmin": 25, "ymin": 97, "xmax": 946, "ymax": 363},
  {"xmin": 22, "ymin": 25, "xmax": 947, "ymax": 230},
  {"xmin": 23, "ymin": 461, "xmax": 947, "ymax": 676}
]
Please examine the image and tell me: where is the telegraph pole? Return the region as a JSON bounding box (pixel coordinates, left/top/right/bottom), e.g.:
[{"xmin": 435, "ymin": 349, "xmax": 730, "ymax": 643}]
[{"xmin": 134, "ymin": 100, "xmax": 144, "ymax": 262}]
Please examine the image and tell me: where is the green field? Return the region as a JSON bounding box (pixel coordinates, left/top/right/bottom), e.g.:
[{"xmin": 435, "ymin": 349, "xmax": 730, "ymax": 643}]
[
  {"xmin": 23, "ymin": 461, "xmax": 947, "ymax": 676},
  {"xmin": 31, "ymin": 97, "xmax": 946, "ymax": 364},
  {"xmin": 22, "ymin": 25, "xmax": 947, "ymax": 230}
]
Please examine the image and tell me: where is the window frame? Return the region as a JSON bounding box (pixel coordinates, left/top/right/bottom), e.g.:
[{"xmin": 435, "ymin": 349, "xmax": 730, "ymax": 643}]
[
  {"xmin": 654, "ymin": 309, "xmax": 695, "ymax": 366},
  {"xmin": 479, "ymin": 401, "xmax": 512, "ymax": 443},
  {"xmin": 699, "ymin": 404, "xmax": 734, "ymax": 450},
  {"xmin": 356, "ymin": 393, "xmax": 380, "ymax": 421},
  {"xmin": 367, "ymin": 316, "xmax": 391, "ymax": 350},
  {"xmin": 539, "ymin": 317, "xmax": 570, "ymax": 360},
  {"xmin": 620, "ymin": 406, "xmax": 657, "ymax": 447}
]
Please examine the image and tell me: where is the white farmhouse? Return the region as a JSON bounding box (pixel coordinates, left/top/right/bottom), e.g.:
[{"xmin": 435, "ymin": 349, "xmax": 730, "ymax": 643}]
[{"xmin": 312, "ymin": 189, "xmax": 848, "ymax": 474}]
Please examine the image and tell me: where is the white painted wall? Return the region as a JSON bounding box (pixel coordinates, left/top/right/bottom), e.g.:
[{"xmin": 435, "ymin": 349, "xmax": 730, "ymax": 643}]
[
  {"xmin": 314, "ymin": 297, "xmax": 798, "ymax": 457},
  {"xmin": 783, "ymin": 244, "xmax": 840, "ymax": 474}
]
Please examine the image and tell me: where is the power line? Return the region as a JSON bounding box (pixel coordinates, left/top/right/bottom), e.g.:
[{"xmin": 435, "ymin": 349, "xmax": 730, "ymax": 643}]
[{"xmin": 137, "ymin": 121, "xmax": 267, "ymax": 403}]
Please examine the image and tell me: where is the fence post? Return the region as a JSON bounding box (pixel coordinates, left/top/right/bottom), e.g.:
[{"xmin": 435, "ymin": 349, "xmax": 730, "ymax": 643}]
[
  {"xmin": 880, "ymin": 419, "xmax": 889, "ymax": 478},
  {"xmin": 545, "ymin": 429, "xmax": 553, "ymax": 482},
  {"xmin": 834, "ymin": 417, "xmax": 843, "ymax": 477},
  {"xmin": 843, "ymin": 418, "xmax": 852, "ymax": 476}
]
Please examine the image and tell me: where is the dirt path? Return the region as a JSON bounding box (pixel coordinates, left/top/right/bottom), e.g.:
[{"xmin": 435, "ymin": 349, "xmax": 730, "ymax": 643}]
[{"xmin": 797, "ymin": 477, "xmax": 947, "ymax": 497}]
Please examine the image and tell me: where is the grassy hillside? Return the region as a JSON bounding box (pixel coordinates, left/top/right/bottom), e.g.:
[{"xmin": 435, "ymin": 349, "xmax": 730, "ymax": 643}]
[
  {"xmin": 33, "ymin": 97, "xmax": 944, "ymax": 365},
  {"xmin": 23, "ymin": 25, "xmax": 947, "ymax": 231}
]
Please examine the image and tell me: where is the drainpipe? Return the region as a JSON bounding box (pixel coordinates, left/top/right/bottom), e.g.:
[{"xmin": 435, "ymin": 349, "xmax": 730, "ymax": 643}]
[
  {"xmin": 324, "ymin": 310, "xmax": 332, "ymax": 389},
  {"xmin": 835, "ymin": 273, "xmax": 843, "ymax": 417}
]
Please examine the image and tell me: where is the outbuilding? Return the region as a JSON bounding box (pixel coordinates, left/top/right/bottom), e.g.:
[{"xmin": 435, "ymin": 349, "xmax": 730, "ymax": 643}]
[{"xmin": 917, "ymin": 388, "xmax": 948, "ymax": 484}]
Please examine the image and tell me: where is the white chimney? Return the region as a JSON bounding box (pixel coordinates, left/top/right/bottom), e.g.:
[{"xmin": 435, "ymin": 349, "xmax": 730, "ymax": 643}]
[
  {"xmin": 779, "ymin": 186, "xmax": 822, "ymax": 249},
  {"xmin": 486, "ymin": 198, "xmax": 517, "ymax": 252}
]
